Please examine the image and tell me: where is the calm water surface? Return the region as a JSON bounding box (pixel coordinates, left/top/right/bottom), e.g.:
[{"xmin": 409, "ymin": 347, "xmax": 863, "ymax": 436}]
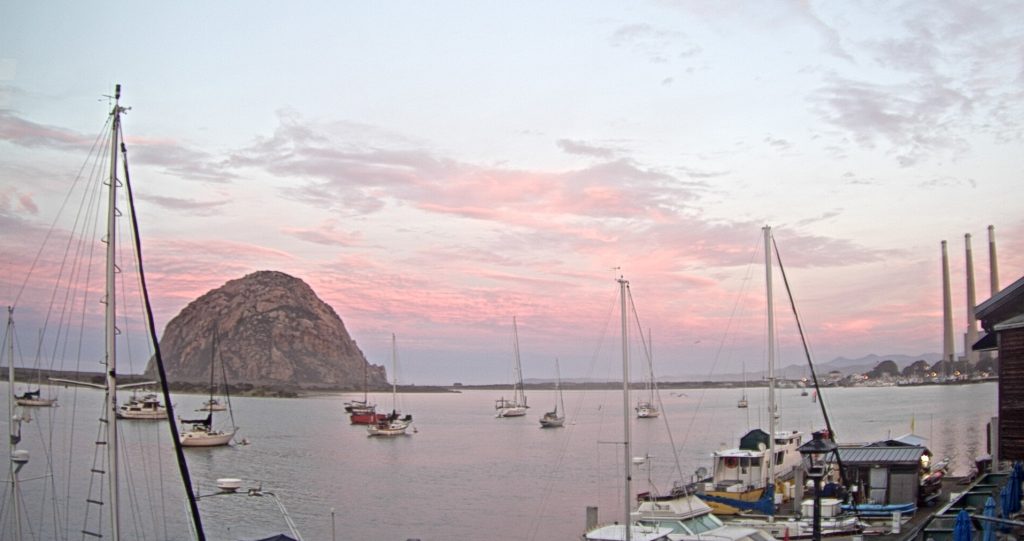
[{"xmin": 3, "ymin": 382, "xmax": 997, "ymax": 540}]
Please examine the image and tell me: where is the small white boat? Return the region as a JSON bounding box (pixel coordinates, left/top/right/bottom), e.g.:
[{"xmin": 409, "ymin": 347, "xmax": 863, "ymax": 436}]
[
  {"xmin": 636, "ymin": 400, "xmax": 660, "ymax": 418},
  {"xmin": 15, "ymin": 389, "xmax": 58, "ymax": 407},
  {"xmin": 117, "ymin": 392, "xmax": 168, "ymax": 420},
  {"xmin": 180, "ymin": 414, "xmax": 238, "ymax": 447},
  {"xmin": 496, "ymin": 317, "xmax": 529, "ymax": 418},
  {"xmin": 181, "ymin": 331, "xmax": 237, "ymax": 447},
  {"xmin": 636, "ymin": 329, "xmax": 660, "ymax": 419},
  {"xmin": 367, "ymin": 334, "xmax": 413, "ymax": 437}
]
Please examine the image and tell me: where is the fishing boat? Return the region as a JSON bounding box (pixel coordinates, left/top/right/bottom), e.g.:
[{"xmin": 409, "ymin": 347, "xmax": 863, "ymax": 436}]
[
  {"xmin": 117, "ymin": 390, "xmax": 168, "ymax": 419},
  {"xmin": 180, "ymin": 333, "xmax": 238, "ymax": 447},
  {"xmin": 584, "ymin": 277, "xmax": 674, "ymax": 541},
  {"xmin": 539, "ymin": 358, "xmax": 566, "ymax": 428},
  {"xmin": 495, "ymin": 316, "xmax": 528, "ymax": 418},
  {"xmin": 659, "ymin": 227, "xmax": 803, "ymax": 516},
  {"xmin": 692, "ymin": 227, "xmax": 806, "ymax": 515},
  {"xmin": 367, "ymin": 333, "xmax": 413, "ymax": 437}
]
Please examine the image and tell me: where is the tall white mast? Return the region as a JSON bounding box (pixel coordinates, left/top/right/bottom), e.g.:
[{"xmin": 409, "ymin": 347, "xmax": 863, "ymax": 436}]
[
  {"xmin": 390, "ymin": 333, "xmax": 397, "ymax": 411},
  {"xmin": 764, "ymin": 226, "xmax": 777, "ymax": 489},
  {"xmin": 7, "ymin": 308, "xmax": 25, "ymax": 541},
  {"xmin": 104, "ymin": 84, "xmax": 124, "ymax": 541},
  {"xmin": 618, "ymin": 276, "xmax": 632, "ymax": 541}
]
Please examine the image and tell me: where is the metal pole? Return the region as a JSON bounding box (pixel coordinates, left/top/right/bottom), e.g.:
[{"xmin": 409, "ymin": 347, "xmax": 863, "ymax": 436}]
[
  {"xmin": 619, "ymin": 277, "xmax": 632, "ymax": 541},
  {"xmin": 812, "ymin": 475, "xmax": 823, "ymax": 541}
]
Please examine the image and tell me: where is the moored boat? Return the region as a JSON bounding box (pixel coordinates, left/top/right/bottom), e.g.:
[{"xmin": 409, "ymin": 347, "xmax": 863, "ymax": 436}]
[
  {"xmin": 117, "ymin": 391, "xmax": 168, "ymax": 420},
  {"xmin": 367, "ymin": 334, "xmax": 413, "ymax": 437},
  {"xmin": 539, "ymin": 358, "xmax": 566, "ymax": 428},
  {"xmin": 495, "ymin": 317, "xmax": 528, "ymax": 418}
]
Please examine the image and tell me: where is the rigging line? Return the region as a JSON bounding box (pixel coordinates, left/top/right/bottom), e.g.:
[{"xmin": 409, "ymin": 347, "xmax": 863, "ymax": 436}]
[
  {"xmin": 771, "ymin": 236, "xmax": 862, "ymax": 521},
  {"xmin": 670, "ymin": 230, "xmax": 762, "ymax": 483},
  {"xmin": 41, "ymin": 129, "xmax": 108, "ymax": 376},
  {"xmin": 624, "ymin": 284, "xmax": 687, "ymax": 490},
  {"xmin": 119, "ymin": 129, "xmax": 207, "ymax": 540},
  {"xmin": 10, "ymin": 119, "xmax": 111, "ymax": 308},
  {"xmin": 219, "ymin": 333, "xmax": 237, "ymax": 431}
]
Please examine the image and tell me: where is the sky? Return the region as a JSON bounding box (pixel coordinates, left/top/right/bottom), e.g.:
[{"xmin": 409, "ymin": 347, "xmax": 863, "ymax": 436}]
[{"xmin": 1, "ymin": 1, "xmax": 1022, "ymax": 385}]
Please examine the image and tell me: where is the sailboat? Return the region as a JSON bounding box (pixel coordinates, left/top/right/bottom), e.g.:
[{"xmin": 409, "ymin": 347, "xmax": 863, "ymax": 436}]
[
  {"xmin": 495, "ymin": 316, "xmax": 528, "ymax": 418},
  {"xmin": 44, "ymin": 85, "xmax": 209, "ymax": 538},
  {"xmin": 539, "ymin": 358, "xmax": 566, "ymax": 428},
  {"xmin": 585, "ymin": 277, "xmax": 673, "ymax": 541},
  {"xmin": 737, "ymin": 363, "xmax": 749, "ymax": 409},
  {"xmin": 196, "ymin": 333, "xmax": 229, "ymax": 412},
  {"xmin": 180, "ymin": 332, "xmax": 238, "ymax": 447},
  {"xmin": 635, "ymin": 329, "xmax": 660, "ymax": 419},
  {"xmin": 14, "ymin": 335, "xmax": 58, "ymax": 407},
  {"xmin": 367, "ymin": 333, "xmax": 413, "ymax": 437},
  {"xmin": 348, "ymin": 358, "xmax": 386, "ymax": 425}
]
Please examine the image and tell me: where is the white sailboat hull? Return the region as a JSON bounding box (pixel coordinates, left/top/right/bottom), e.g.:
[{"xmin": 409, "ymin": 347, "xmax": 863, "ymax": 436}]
[
  {"xmin": 16, "ymin": 397, "xmax": 58, "ymax": 407},
  {"xmin": 367, "ymin": 419, "xmax": 411, "ymax": 437},
  {"xmin": 181, "ymin": 427, "xmax": 237, "ymax": 447},
  {"xmin": 117, "ymin": 408, "xmax": 168, "ymax": 420},
  {"xmin": 496, "ymin": 406, "xmax": 527, "ymax": 417}
]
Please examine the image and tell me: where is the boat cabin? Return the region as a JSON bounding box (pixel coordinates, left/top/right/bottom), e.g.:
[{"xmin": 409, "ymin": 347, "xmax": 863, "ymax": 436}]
[
  {"xmin": 829, "ymin": 443, "xmax": 931, "ymax": 511},
  {"xmin": 711, "ymin": 429, "xmax": 805, "ymax": 489}
]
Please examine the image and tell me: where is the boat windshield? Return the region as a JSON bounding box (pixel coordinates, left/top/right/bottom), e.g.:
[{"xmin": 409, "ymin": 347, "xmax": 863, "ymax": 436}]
[{"xmin": 681, "ymin": 513, "xmax": 723, "ymax": 534}]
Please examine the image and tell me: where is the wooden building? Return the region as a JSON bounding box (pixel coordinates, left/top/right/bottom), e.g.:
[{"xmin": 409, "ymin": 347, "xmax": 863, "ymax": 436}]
[
  {"xmin": 831, "ymin": 444, "xmax": 930, "ymax": 506},
  {"xmin": 975, "ymin": 275, "xmax": 1024, "ymax": 461}
]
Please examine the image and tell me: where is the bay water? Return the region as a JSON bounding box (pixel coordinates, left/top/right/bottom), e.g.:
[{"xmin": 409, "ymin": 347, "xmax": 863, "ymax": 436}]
[{"xmin": 2, "ymin": 382, "xmax": 997, "ymax": 540}]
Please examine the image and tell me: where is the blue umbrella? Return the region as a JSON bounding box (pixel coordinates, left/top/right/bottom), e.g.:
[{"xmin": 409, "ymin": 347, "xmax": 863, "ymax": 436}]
[
  {"xmin": 954, "ymin": 508, "xmax": 974, "ymax": 541},
  {"xmin": 1010, "ymin": 462, "xmax": 1022, "ymax": 515},
  {"xmin": 982, "ymin": 496, "xmax": 996, "ymax": 541}
]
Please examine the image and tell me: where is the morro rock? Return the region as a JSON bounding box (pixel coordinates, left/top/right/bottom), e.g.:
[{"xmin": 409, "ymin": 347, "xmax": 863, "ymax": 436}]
[{"xmin": 146, "ymin": 270, "xmax": 387, "ymax": 389}]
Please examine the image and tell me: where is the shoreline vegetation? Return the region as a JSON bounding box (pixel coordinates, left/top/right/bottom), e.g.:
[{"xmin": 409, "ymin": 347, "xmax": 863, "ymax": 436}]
[{"xmin": 7, "ymin": 366, "xmax": 997, "ymax": 398}]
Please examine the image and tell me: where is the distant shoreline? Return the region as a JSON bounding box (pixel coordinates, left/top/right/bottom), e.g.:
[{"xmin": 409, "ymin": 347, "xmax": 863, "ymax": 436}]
[{"xmin": 7, "ymin": 366, "xmax": 995, "ymax": 397}]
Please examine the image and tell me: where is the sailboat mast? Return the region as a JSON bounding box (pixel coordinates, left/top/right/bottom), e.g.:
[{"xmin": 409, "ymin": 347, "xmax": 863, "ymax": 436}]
[
  {"xmin": 7, "ymin": 308, "xmax": 24, "ymax": 541},
  {"xmin": 555, "ymin": 357, "xmax": 565, "ymax": 414},
  {"xmin": 104, "ymin": 84, "xmax": 124, "ymax": 541},
  {"xmin": 764, "ymin": 226, "xmax": 777, "ymax": 491},
  {"xmin": 391, "ymin": 333, "xmax": 397, "ymax": 410},
  {"xmin": 512, "ymin": 316, "xmax": 525, "ymax": 406},
  {"xmin": 618, "ymin": 277, "xmax": 632, "ymax": 541}
]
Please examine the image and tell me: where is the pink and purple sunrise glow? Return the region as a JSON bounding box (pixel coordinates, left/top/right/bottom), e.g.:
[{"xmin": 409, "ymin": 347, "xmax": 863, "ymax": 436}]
[{"xmin": 1, "ymin": 1, "xmax": 1022, "ymax": 384}]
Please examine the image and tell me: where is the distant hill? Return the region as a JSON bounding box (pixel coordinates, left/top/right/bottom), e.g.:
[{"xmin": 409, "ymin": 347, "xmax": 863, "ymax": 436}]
[
  {"xmin": 650, "ymin": 352, "xmax": 946, "ymax": 383},
  {"xmin": 145, "ymin": 270, "xmax": 387, "ymax": 390}
]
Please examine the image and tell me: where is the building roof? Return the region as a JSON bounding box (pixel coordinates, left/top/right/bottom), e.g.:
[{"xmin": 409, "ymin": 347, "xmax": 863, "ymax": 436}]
[
  {"xmin": 976, "ymin": 275, "xmax": 1024, "ymax": 331},
  {"xmin": 829, "ymin": 445, "xmax": 928, "ymax": 466},
  {"xmin": 994, "ymin": 313, "xmax": 1024, "ymax": 331}
]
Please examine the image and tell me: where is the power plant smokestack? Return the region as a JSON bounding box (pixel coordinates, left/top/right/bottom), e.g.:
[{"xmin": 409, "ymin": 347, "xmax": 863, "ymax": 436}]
[
  {"xmin": 964, "ymin": 234, "xmax": 978, "ymax": 363},
  {"xmin": 989, "ymin": 225, "xmax": 999, "ymax": 296},
  {"xmin": 942, "ymin": 241, "xmax": 955, "ymax": 369}
]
